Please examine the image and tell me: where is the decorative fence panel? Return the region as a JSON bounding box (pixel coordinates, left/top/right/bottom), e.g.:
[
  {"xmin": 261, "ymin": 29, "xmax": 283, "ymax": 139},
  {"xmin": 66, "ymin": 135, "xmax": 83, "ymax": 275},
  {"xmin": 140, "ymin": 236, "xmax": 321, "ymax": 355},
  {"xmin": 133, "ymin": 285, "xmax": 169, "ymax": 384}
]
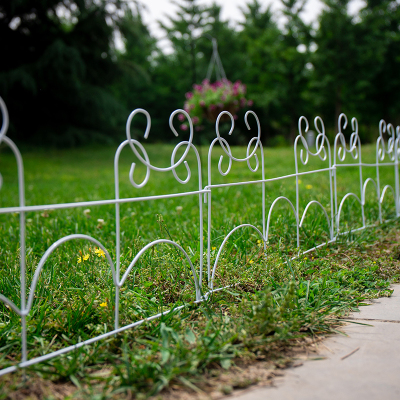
[{"xmin": 0, "ymin": 96, "xmax": 399, "ymax": 376}]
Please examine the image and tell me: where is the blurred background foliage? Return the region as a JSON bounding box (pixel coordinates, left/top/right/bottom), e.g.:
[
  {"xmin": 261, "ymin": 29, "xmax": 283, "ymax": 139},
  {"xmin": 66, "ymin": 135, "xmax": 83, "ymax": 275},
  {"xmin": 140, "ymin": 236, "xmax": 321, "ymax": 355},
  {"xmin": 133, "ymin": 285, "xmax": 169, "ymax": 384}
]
[{"xmin": 1, "ymin": 0, "xmax": 399, "ymax": 147}]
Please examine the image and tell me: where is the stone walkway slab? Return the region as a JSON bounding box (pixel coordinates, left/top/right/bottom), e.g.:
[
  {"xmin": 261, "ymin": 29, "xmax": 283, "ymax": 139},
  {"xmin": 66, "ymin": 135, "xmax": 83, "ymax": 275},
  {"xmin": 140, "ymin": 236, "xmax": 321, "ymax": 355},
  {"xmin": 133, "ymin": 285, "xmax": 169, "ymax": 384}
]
[{"xmin": 233, "ymin": 284, "xmax": 400, "ymax": 400}]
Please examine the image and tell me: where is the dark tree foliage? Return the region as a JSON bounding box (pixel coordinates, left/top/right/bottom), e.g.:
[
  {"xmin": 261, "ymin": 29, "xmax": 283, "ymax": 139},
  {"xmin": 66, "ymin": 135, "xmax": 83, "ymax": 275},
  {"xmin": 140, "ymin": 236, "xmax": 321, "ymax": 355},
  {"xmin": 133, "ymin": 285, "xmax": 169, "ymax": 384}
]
[
  {"xmin": 310, "ymin": 0, "xmax": 400, "ymax": 139},
  {"xmin": 360, "ymin": 0, "xmax": 400, "ymax": 127},
  {"xmin": 143, "ymin": 0, "xmax": 210, "ymax": 141},
  {"xmin": 159, "ymin": 0, "xmax": 210, "ymax": 90},
  {"xmin": 111, "ymin": 4, "xmax": 158, "ymax": 142},
  {"xmin": 151, "ymin": 0, "xmax": 243, "ymax": 143},
  {"xmin": 0, "ymin": 0, "xmax": 129, "ymax": 146},
  {"xmin": 279, "ymin": 0, "xmax": 312, "ymax": 141},
  {"xmin": 1, "ymin": 0, "xmax": 399, "ymax": 146},
  {"xmin": 236, "ymin": 0, "xmax": 312, "ymax": 144},
  {"xmin": 237, "ymin": 1, "xmax": 283, "ymax": 142},
  {"xmin": 312, "ymin": 0, "xmax": 361, "ymax": 132}
]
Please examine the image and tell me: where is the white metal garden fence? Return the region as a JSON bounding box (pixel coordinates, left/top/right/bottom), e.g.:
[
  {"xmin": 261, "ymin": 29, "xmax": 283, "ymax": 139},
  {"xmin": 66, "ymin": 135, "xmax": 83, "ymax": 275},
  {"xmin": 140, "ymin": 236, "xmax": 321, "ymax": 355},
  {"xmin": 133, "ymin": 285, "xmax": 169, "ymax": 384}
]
[{"xmin": 0, "ymin": 96, "xmax": 399, "ymax": 376}]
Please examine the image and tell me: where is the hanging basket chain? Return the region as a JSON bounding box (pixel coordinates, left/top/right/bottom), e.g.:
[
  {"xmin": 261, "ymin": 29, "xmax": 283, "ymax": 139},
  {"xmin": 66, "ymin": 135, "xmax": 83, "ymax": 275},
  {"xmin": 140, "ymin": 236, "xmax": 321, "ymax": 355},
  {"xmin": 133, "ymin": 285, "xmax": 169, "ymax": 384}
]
[
  {"xmin": 206, "ymin": 38, "xmax": 227, "ymax": 82},
  {"xmin": 181, "ymin": 36, "xmax": 251, "ymax": 128}
]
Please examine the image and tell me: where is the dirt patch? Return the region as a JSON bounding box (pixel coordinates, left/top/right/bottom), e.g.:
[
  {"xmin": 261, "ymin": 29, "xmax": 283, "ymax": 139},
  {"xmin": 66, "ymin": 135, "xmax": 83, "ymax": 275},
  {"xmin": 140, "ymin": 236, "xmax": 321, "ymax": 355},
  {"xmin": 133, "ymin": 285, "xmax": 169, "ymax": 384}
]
[{"xmin": 4, "ymin": 377, "xmax": 75, "ymax": 400}]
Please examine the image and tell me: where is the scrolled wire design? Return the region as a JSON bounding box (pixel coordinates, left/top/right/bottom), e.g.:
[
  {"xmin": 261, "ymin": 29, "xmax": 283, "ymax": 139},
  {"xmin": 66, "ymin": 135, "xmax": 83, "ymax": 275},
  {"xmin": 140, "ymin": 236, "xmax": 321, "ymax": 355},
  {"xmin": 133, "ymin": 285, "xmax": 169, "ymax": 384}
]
[
  {"xmin": 0, "ymin": 97, "xmax": 25, "ymax": 201},
  {"xmin": 125, "ymin": 108, "xmax": 196, "ymax": 187},
  {"xmin": 296, "ymin": 115, "xmax": 329, "ymax": 165},
  {"xmin": 331, "ymin": 113, "xmax": 365, "ymax": 233},
  {"xmin": 294, "ymin": 115, "xmax": 333, "ymax": 244},
  {"xmin": 0, "ymin": 100, "xmax": 205, "ymax": 373},
  {"xmin": 374, "ymin": 120, "xmax": 400, "ymax": 220},
  {"xmin": 0, "ymin": 96, "xmax": 10, "ymax": 189},
  {"xmin": 213, "ymin": 110, "xmax": 262, "ymax": 176},
  {"xmin": 335, "ymin": 113, "xmax": 360, "ymax": 162},
  {"xmin": 0, "ymin": 96, "xmax": 9, "ymax": 144},
  {"xmin": 377, "ymin": 119, "xmax": 396, "ymax": 162},
  {"xmin": 397, "ymin": 126, "xmax": 400, "ymax": 157}
]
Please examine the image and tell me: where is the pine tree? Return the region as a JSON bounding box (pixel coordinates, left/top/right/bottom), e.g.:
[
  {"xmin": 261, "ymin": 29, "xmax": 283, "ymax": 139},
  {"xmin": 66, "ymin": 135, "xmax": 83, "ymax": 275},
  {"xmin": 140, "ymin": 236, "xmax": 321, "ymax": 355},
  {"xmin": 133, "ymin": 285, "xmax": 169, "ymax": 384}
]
[{"xmin": 0, "ymin": 0, "xmax": 128, "ymax": 145}]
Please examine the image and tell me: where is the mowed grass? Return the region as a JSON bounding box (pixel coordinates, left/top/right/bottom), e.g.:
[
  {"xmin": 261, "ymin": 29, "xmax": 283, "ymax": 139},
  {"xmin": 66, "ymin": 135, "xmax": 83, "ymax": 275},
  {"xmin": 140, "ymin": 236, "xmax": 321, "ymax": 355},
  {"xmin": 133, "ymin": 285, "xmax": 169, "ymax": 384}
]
[{"xmin": 0, "ymin": 140, "xmax": 399, "ymax": 398}]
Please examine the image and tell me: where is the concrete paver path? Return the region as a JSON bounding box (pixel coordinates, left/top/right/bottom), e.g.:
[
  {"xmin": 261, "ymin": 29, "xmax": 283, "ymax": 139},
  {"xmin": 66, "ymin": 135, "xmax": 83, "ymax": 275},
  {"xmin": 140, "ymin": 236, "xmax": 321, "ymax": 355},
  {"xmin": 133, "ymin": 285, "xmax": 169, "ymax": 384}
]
[{"xmin": 233, "ymin": 284, "xmax": 400, "ymax": 400}]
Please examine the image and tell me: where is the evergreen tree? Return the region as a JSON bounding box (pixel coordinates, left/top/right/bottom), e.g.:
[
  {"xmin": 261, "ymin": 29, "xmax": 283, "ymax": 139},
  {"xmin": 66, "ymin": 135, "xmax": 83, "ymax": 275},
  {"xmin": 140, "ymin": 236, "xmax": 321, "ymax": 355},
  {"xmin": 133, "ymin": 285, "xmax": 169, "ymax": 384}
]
[
  {"xmin": 0, "ymin": 0, "xmax": 128, "ymax": 145},
  {"xmin": 200, "ymin": 3, "xmax": 242, "ymax": 83},
  {"xmin": 112, "ymin": 4, "xmax": 158, "ymax": 139},
  {"xmin": 159, "ymin": 0, "xmax": 210, "ymax": 87},
  {"xmin": 279, "ymin": 0, "xmax": 312, "ymax": 141},
  {"xmin": 152, "ymin": 1, "xmax": 242, "ymax": 142},
  {"xmin": 2, "ymin": 0, "xmax": 399, "ymax": 146},
  {"xmin": 238, "ymin": 1, "xmax": 283, "ymax": 141},
  {"xmin": 238, "ymin": 0, "xmax": 311, "ymax": 143},
  {"xmin": 312, "ymin": 0, "xmax": 360, "ymax": 132},
  {"xmin": 359, "ymin": 0, "xmax": 400, "ymax": 127}
]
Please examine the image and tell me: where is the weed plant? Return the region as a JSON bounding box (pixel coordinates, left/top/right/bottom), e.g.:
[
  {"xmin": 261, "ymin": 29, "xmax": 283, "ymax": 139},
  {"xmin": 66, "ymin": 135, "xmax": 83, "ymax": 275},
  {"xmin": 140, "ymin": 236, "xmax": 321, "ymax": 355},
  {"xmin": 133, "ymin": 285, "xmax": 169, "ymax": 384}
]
[{"xmin": 0, "ymin": 143, "xmax": 399, "ymax": 398}]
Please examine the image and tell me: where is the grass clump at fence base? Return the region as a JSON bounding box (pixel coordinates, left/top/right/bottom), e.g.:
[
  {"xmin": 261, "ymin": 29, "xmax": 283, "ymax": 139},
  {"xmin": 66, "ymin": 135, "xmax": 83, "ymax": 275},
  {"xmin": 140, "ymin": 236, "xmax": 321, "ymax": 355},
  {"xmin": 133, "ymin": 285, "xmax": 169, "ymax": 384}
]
[{"xmin": 1, "ymin": 221, "xmax": 399, "ymax": 400}]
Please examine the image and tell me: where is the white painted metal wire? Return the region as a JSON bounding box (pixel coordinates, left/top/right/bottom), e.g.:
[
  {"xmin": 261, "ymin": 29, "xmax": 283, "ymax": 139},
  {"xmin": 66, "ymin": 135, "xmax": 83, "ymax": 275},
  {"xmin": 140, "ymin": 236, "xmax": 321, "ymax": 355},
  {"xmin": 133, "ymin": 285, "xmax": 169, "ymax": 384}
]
[{"xmin": 0, "ymin": 96, "xmax": 399, "ymax": 376}]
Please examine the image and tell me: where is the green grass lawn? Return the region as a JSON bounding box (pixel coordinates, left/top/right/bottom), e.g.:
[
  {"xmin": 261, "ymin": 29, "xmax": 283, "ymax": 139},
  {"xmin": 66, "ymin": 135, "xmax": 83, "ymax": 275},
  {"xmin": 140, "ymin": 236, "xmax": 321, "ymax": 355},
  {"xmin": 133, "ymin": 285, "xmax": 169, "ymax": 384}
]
[{"xmin": 0, "ymin": 142, "xmax": 399, "ymax": 399}]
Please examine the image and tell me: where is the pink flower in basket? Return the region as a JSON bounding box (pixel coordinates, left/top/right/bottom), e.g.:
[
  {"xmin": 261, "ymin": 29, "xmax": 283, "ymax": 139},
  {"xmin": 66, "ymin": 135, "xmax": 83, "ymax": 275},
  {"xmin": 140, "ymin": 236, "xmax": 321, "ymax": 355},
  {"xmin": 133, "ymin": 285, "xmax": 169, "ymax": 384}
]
[{"xmin": 183, "ymin": 79, "xmax": 251, "ymax": 125}]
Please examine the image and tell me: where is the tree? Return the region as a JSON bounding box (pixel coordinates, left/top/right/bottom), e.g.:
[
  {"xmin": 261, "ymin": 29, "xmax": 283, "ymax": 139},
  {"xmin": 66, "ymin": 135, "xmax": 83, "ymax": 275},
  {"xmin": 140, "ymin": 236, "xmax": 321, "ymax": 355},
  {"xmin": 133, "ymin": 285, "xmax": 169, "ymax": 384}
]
[
  {"xmin": 279, "ymin": 0, "xmax": 312, "ymax": 141},
  {"xmin": 151, "ymin": 1, "xmax": 244, "ymax": 142},
  {"xmin": 237, "ymin": 1, "xmax": 283, "ymax": 141},
  {"xmin": 111, "ymin": 4, "xmax": 158, "ymax": 139},
  {"xmin": 199, "ymin": 3, "xmax": 242, "ymax": 83},
  {"xmin": 358, "ymin": 0, "xmax": 400, "ymax": 127},
  {"xmin": 159, "ymin": 0, "xmax": 210, "ymax": 87},
  {"xmin": 237, "ymin": 0, "xmax": 312, "ymax": 143},
  {"xmin": 311, "ymin": 0, "xmax": 362, "ymax": 132},
  {"xmin": 0, "ymin": 0, "xmax": 128, "ymax": 145}
]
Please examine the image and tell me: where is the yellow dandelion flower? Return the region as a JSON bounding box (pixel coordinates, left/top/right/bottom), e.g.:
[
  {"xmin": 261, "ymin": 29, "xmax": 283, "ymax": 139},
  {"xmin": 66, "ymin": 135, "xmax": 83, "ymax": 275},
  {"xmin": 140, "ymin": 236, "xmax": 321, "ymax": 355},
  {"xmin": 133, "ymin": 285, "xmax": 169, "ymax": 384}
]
[
  {"xmin": 212, "ymin": 246, "xmax": 216, "ymax": 251},
  {"xmin": 257, "ymin": 239, "xmax": 262, "ymax": 244},
  {"xmin": 77, "ymin": 257, "xmax": 82, "ymax": 263},
  {"xmin": 83, "ymin": 254, "xmax": 90, "ymax": 261},
  {"xmin": 100, "ymin": 302, "xmax": 107, "ymax": 307},
  {"xmin": 249, "ymin": 260, "xmax": 254, "ymax": 264},
  {"xmin": 306, "ymin": 184, "xmax": 313, "ymax": 190},
  {"xmin": 95, "ymin": 248, "xmax": 106, "ymax": 258}
]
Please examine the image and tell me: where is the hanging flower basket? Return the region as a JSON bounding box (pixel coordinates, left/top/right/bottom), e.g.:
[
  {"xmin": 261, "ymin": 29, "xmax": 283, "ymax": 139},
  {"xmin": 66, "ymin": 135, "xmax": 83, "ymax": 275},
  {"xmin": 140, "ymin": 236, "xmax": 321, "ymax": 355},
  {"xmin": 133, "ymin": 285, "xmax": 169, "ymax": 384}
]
[
  {"xmin": 179, "ymin": 79, "xmax": 253, "ymax": 130},
  {"xmin": 203, "ymin": 102, "xmax": 238, "ymax": 122}
]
